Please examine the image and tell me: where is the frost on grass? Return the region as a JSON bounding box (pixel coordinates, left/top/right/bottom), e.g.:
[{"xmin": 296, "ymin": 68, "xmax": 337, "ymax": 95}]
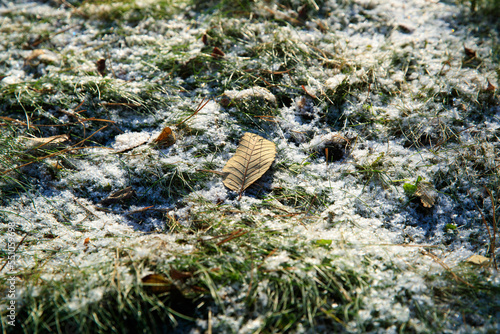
[{"xmin": 1, "ymin": 0, "xmax": 499, "ymax": 332}]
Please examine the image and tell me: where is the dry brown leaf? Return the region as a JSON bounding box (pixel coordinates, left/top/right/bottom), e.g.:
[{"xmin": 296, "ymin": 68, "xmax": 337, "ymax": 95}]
[
  {"xmin": 415, "ymin": 182, "xmax": 437, "ymax": 208},
  {"xmin": 464, "ymin": 45, "xmax": 476, "ymax": 58},
  {"xmin": 24, "ymin": 49, "xmax": 45, "ymax": 66},
  {"xmin": 24, "ymin": 49, "xmax": 59, "ymax": 66},
  {"xmin": 153, "ymin": 126, "xmax": 176, "ymax": 148},
  {"xmin": 48, "ymin": 161, "xmax": 63, "ymax": 170},
  {"xmin": 201, "ymin": 33, "xmax": 208, "ymax": 45},
  {"xmin": 398, "ymin": 23, "xmax": 415, "ymax": 33},
  {"xmin": 99, "ymin": 186, "xmax": 135, "ymax": 205},
  {"xmin": 465, "ymin": 254, "xmax": 490, "ymax": 266},
  {"xmin": 142, "ymin": 274, "xmax": 172, "ymax": 294},
  {"xmin": 297, "ymin": 4, "xmax": 309, "ymax": 21},
  {"xmin": 96, "ymin": 58, "xmax": 106, "ymax": 76},
  {"xmin": 222, "ymin": 132, "xmax": 276, "ymax": 198},
  {"xmin": 170, "ymin": 268, "xmax": 194, "ymax": 280},
  {"xmin": 21, "ymin": 134, "xmax": 69, "ymax": 151},
  {"xmin": 263, "ymin": 7, "xmax": 302, "ymax": 25},
  {"xmin": 485, "ymin": 80, "xmax": 496, "ymax": 92},
  {"xmin": 211, "ymin": 46, "xmax": 225, "ymax": 58}
]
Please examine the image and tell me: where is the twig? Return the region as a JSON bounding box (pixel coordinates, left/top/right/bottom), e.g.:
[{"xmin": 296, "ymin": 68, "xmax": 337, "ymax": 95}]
[
  {"xmin": 301, "ymin": 85, "xmax": 317, "ymax": 99},
  {"xmin": 207, "ymin": 309, "xmax": 212, "ymax": 334},
  {"xmin": 367, "ymin": 243, "xmax": 439, "ymax": 248},
  {"xmin": 245, "ymin": 262, "xmax": 255, "ymax": 300},
  {"xmin": 126, "ymin": 206, "xmax": 155, "ymax": 216},
  {"xmin": 256, "ymin": 75, "xmax": 275, "ymax": 87},
  {"xmin": 100, "ymin": 102, "xmax": 141, "ymax": 107},
  {"xmin": 1, "ymin": 125, "xmax": 109, "ymax": 175},
  {"xmin": 420, "ymin": 249, "xmax": 473, "ymax": 287},
  {"xmin": 30, "ymin": 24, "xmax": 80, "ymax": 48},
  {"xmin": 73, "ymin": 198, "xmax": 99, "ymax": 219},
  {"xmin": 0, "ymin": 233, "xmax": 29, "ymax": 273},
  {"xmin": 56, "ymin": 0, "xmax": 86, "ymax": 16},
  {"xmin": 262, "ymin": 7, "xmax": 302, "ymax": 25},
  {"xmin": 484, "ymin": 187, "xmax": 498, "ymax": 270},
  {"xmin": 0, "ymin": 117, "xmax": 28, "ymax": 127},
  {"xmin": 177, "ymin": 98, "xmax": 210, "ymax": 126},
  {"xmin": 319, "ymin": 307, "xmax": 347, "ymax": 327},
  {"xmin": 305, "ymin": 195, "xmax": 317, "ymax": 215},
  {"xmin": 242, "ymin": 68, "xmax": 293, "ymax": 75},
  {"xmin": 257, "ymin": 248, "xmax": 278, "ymax": 270},
  {"xmin": 254, "ymin": 115, "xmax": 278, "ymax": 123},
  {"xmin": 195, "ymin": 169, "xmax": 226, "ymax": 176},
  {"xmin": 432, "ymin": 126, "xmax": 475, "ymax": 150},
  {"xmin": 216, "ymin": 229, "xmax": 248, "ymax": 246},
  {"xmin": 474, "ymin": 187, "xmax": 496, "ymax": 268},
  {"xmin": 115, "ymin": 140, "xmax": 149, "ymax": 154}
]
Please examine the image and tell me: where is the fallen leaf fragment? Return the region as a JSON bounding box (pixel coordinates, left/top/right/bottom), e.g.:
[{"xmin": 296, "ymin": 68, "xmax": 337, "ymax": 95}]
[
  {"xmin": 21, "ymin": 134, "xmax": 69, "ymax": 151},
  {"xmin": 24, "ymin": 49, "xmax": 45, "ymax": 66},
  {"xmin": 24, "ymin": 49, "xmax": 59, "ymax": 66},
  {"xmin": 263, "ymin": 6, "xmax": 302, "ymax": 25},
  {"xmin": 201, "ymin": 33, "xmax": 208, "ymax": 45},
  {"xmin": 464, "ymin": 45, "xmax": 476, "ymax": 58},
  {"xmin": 398, "ymin": 23, "xmax": 415, "ymax": 33},
  {"xmin": 96, "ymin": 58, "xmax": 106, "ymax": 76},
  {"xmin": 142, "ymin": 274, "xmax": 172, "ymax": 294},
  {"xmin": 153, "ymin": 126, "xmax": 176, "ymax": 148},
  {"xmin": 485, "ymin": 80, "xmax": 496, "ymax": 92},
  {"xmin": 170, "ymin": 269, "xmax": 193, "ymax": 280},
  {"xmin": 222, "ymin": 132, "xmax": 276, "ymax": 198},
  {"xmin": 48, "ymin": 161, "xmax": 63, "ymax": 170},
  {"xmin": 297, "ymin": 4, "xmax": 309, "ymax": 21},
  {"xmin": 414, "ymin": 181, "xmax": 437, "ymax": 208},
  {"xmin": 100, "ymin": 186, "xmax": 135, "ymax": 205},
  {"xmin": 465, "ymin": 254, "xmax": 490, "ymax": 266},
  {"xmin": 211, "ymin": 46, "xmax": 225, "ymax": 58}
]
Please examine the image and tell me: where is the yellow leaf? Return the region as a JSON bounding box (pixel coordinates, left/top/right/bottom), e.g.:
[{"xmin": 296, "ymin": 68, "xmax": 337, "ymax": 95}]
[{"xmin": 222, "ymin": 133, "xmax": 276, "ymax": 197}]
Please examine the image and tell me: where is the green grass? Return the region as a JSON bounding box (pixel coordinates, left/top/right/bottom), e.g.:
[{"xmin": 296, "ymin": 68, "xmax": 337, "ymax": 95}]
[
  {"xmin": 462, "ymin": 0, "xmax": 500, "ymax": 16},
  {"xmin": 0, "ymin": 206, "xmax": 372, "ymax": 333},
  {"xmin": 0, "ymin": 127, "xmax": 34, "ymax": 204},
  {"xmin": 73, "ymin": 0, "xmax": 185, "ymax": 22},
  {"xmin": 2, "ymin": 254, "xmax": 191, "ymax": 333},
  {"xmin": 429, "ymin": 264, "xmax": 500, "ymax": 330}
]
